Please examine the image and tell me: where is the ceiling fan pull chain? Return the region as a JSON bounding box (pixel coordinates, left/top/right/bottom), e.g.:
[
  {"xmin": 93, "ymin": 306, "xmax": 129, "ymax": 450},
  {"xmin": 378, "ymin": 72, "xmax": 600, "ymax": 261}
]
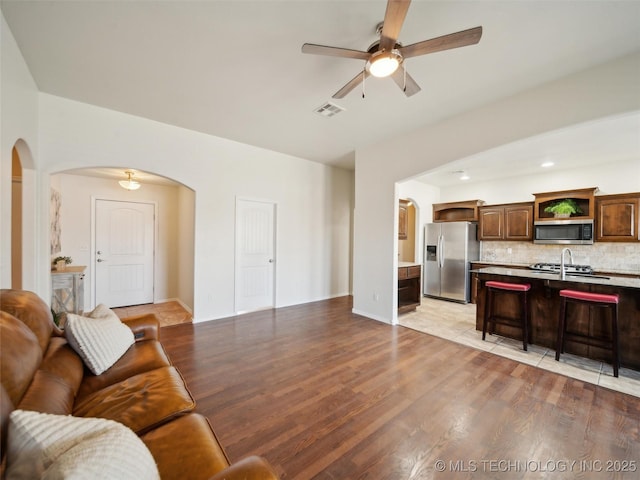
[
  {"xmin": 362, "ymin": 67, "xmax": 366, "ymax": 99},
  {"xmin": 403, "ymin": 64, "xmax": 407, "ymax": 92}
]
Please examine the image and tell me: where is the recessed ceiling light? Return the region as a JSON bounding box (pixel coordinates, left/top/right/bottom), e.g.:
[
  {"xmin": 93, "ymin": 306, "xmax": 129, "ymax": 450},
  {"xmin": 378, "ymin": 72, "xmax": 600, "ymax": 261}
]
[
  {"xmin": 460, "ymin": 172, "xmax": 470, "ymax": 181},
  {"xmin": 541, "ymin": 161, "xmax": 554, "ymax": 168}
]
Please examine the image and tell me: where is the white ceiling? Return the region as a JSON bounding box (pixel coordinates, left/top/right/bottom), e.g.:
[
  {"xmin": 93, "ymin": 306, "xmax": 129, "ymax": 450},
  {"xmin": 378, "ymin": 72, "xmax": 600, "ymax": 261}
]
[
  {"xmin": 415, "ymin": 112, "xmax": 640, "ymax": 187},
  {"xmin": 2, "ymin": 0, "xmax": 640, "ymax": 174},
  {"xmin": 62, "ymin": 167, "xmax": 179, "ymax": 187}
]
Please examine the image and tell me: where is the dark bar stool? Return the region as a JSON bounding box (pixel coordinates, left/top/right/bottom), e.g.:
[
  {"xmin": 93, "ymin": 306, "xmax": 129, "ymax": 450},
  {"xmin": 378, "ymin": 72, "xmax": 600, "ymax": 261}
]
[
  {"xmin": 482, "ymin": 280, "xmax": 532, "ymax": 351},
  {"xmin": 555, "ymin": 289, "xmax": 620, "ymax": 377}
]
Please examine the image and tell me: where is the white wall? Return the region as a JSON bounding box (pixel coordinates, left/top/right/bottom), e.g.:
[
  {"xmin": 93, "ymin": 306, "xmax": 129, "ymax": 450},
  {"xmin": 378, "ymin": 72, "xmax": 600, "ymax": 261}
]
[
  {"xmin": 439, "ymin": 157, "xmax": 640, "ymax": 205},
  {"xmin": 177, "ymin": 186, "xmax": 196, "ymax": 311},
  {"xmin": 38, "ymin": 94, "xmax": 354, "ymax": 321},
  {"xmin": 0, "ymin": 12, "xmax": 41, "ymax": 292},
  {"xmin": 354, "ymin": 52, "xmax": 640, "ymax": 324},
  {"xmin": 51, "ymin": 173, "xmax": 189, "ymax": 311}
]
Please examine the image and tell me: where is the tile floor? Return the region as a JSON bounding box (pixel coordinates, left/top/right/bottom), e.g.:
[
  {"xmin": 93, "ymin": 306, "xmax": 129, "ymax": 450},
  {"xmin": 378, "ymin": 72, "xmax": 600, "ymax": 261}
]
[
  {"xmin": 399, "ymin": 297, "xmax": 640, "ymax": 398},
  {"xmin": 112, "ymin": 301, "xmax": 192, "ymax": 328}
]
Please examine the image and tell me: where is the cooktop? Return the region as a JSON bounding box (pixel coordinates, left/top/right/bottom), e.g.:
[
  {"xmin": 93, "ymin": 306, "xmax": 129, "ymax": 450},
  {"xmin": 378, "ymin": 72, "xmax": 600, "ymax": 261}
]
[{"xmin": 529, "ymin": 262, "xmax": 594, "ymax": 274}]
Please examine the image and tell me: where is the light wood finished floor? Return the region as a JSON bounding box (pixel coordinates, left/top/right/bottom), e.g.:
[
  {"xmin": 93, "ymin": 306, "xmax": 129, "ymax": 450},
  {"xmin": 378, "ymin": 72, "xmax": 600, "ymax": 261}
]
[
  {"xmin": 112, "ymin": 300, "xmax": 192, "ymax": 327},
  {"xmin": 160, "ymin": 296, "xmax": 640, "ymax": 479}
]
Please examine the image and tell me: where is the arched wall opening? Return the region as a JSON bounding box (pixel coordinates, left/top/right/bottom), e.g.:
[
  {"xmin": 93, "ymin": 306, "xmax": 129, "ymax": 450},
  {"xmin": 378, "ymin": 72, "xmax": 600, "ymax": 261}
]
[
  {"xmin": 11, "ymin": 147, "xmax": 23, "ymax": 288},
  {"xmin": 398, "ymin": 197, "xmax": 420, "ymax": 265},
  {"xmin": 49, "ymin": 167, "xmax": 196, "ymax": 315},
  {"xmin": 10, "ymin": 139, "xmax": 37, "ymax": 292}
]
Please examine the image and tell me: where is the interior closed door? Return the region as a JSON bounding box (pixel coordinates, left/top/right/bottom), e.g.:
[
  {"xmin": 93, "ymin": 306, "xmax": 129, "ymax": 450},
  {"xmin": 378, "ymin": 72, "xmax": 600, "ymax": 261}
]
[
  {"xmin": 235, "ymin": 199, "xmax": 276, "ymax": 313},
  {"xmin": 95, "ymin": 199, "xmax": 155, "ymax": 307}
]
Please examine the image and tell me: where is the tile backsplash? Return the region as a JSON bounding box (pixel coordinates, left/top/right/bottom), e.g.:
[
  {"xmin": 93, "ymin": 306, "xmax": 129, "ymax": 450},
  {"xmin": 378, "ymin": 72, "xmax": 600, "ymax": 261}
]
[{"xmin": 480, "ymin": 241, "xmax": 640, "ymax": 274}]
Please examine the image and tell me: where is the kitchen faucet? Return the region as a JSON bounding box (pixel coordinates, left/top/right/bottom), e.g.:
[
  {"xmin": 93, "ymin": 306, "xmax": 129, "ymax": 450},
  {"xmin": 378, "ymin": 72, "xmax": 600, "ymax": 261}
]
[{"xmin": 560, "ymin": 247, "xmax": 573, "ymax": 279}]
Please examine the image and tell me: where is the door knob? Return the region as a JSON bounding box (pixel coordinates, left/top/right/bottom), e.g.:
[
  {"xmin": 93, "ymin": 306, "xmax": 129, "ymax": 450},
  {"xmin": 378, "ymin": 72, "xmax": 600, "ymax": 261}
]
[
  {"xmin": 268, "ymin": 259, "xmax": 274, "ymax": 263},
  {"xmin": 97, "ymin": 259, "xmax": 106, "ymax": 263}
]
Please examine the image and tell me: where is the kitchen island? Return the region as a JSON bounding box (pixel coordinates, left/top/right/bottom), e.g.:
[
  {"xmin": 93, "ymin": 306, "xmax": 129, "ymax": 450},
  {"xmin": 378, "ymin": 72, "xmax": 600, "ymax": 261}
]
[{"xmin": 474, "ymin": 266, "xmax": 640, "ymax": 370}]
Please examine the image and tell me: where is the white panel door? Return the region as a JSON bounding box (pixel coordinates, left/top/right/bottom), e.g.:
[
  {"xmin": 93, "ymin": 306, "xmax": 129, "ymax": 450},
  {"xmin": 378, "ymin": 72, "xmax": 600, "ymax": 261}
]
[
  {"xmin": 95, "ymin": 200, "xmax": 155, "ymax": 307},
  {"xmin": 235, "ymin": 199, "xmax": 276, "ymax": 313}
]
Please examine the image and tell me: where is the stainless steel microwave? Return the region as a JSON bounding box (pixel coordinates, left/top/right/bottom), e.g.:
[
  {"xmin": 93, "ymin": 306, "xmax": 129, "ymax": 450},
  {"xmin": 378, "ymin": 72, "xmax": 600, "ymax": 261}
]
[{"xmin": 533, "ymin": 219, "xmax": 594, "ymax": 245}]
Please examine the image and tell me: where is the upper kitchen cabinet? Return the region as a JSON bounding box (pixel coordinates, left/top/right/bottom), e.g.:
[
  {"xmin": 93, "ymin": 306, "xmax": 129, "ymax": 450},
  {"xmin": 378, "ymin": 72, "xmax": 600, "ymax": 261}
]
[
  {"xmin": 596, "ymin": 193, "xmax": 640, "ymax": 242},
  {"xmin": 533, "ymin": 187, "xmax": 598, "ymax": 221},
  {"xmin": 433, "ymin": 200, "xmax": 484, "ymax": 222},
  {"xmin": 478, "ymin": 203, "xmax": 533, "ymax": 241}
]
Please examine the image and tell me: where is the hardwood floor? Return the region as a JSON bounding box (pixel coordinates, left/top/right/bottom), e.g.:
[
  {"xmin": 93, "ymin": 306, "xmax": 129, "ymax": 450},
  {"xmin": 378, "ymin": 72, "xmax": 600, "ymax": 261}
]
[
  {"xmin": 160, "ymin": 296, "xmax": 640, "ymax": 479},
  {"xmin": 112, "ymin": 300, "xmax": 192, "ymax": 327}
]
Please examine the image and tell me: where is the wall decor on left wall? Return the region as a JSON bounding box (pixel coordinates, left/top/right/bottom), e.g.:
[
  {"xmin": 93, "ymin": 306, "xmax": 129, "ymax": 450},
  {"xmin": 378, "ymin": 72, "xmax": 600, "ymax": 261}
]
[{"xmin": 50, "ymin": 188, "xmax": 62, "ymax": 255}]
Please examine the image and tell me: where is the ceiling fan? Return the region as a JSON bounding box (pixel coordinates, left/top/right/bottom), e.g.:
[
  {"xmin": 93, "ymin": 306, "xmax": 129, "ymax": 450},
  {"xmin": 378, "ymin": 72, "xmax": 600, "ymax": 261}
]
[{"xmin": 301, "ymin": 0, "xmax": 482, "ymax": 99}]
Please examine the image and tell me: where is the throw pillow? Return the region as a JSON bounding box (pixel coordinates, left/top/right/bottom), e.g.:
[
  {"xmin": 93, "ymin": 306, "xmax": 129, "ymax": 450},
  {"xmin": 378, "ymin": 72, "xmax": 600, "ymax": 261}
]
[
  {"xmin": 6, "ymin": 409, "xmax": 160, "ymax": 480},
  {"xmin": 85, "ymin": 303, "xmax": 121, "ymax": 322},
  {"xmin": 65, "ymin": 311, "xmax": 134, "ymax": 375}
]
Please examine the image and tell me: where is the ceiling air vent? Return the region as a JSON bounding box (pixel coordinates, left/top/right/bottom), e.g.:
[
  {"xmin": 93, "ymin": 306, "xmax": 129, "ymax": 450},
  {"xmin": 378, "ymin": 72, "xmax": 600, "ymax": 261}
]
[{"xmin": 314, "ymin": 101, "xmax": 345, "ymax": 118}]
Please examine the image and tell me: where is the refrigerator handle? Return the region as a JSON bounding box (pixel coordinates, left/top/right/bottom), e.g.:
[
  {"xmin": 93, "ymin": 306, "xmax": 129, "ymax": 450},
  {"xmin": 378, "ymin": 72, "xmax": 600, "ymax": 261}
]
[{"xmin": 438, "ymin": 234, "xmax": 444, "ymax": 269}]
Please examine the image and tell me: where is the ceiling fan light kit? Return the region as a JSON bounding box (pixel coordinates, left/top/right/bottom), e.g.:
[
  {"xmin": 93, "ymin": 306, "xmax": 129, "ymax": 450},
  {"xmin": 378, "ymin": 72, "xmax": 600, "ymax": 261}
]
[
  {"xmin": 367, "ymin": 50, "xmax": 402, "ymax": 77},
  {"xmin": 302, "ymin": 0, "xmax": 482, "ymax": 100}
]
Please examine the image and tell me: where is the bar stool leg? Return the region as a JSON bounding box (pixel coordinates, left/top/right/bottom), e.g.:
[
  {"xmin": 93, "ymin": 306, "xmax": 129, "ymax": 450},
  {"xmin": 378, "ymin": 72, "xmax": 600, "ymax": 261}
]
[
  {"xmin": 612, "ymin": 303, "xmax": 619, "ymax": 378},
  {"xmin": 555, "ymin": 297, "xmax": 567, "ymax": 361},
  {"xmin": 521, "ymin": 291, "xmax": 529, "ymax": 351},
  {"xmin": 482, "ymin": 287, "xmax": 493, "ymax": 341}
]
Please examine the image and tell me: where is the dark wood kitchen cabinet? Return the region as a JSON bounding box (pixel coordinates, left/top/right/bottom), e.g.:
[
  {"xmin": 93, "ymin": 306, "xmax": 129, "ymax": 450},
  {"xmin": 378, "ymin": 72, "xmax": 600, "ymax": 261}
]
[
  {"xmin": 533, "ymin": 187, "xmax": 597, "ymax": 221},
  {"xmin": 596, "ymin": 193, "xmax": 640, "ymax": 242},
  {"xmin": 398, "ymin": 265, "xmax": 421, "ymax": 314},
  {"xmin": 478, "ymin": 203, "xmax": 533, "ymax": 241},
  {"xmin": 433, "ymin": 200, "xmax": 484, "ymax": 222}
]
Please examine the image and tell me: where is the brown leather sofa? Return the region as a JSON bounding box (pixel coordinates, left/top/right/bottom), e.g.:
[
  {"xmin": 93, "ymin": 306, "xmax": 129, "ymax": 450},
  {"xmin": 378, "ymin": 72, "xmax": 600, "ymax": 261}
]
[{"xmin": 0, "ymin": 289, "xmax": 279, "ymax": 479}]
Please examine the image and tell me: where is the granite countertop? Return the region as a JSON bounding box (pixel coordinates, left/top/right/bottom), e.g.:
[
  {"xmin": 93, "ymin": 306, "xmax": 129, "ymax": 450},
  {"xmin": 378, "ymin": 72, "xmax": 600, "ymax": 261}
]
[
  {"xmin": 470, "ymin": 260, "xmax": 639, "ymax": 277},
  {"xmin": 470, "ymin": 260, "xmax": 531, "ymax": 268},
  {"xmin": 398, "ymin": 262, "xmax": 421, "ymax": 268},
  {"xmin": 473, "ymin": 266, "xmax": 640, "ymax": 290}
]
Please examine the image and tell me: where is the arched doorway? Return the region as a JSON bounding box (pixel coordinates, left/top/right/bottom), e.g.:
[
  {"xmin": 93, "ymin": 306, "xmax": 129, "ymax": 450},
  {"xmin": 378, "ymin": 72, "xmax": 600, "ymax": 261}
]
[
  {"xmin": 10, "ymin": 139, "xmax": 36, "ymax": 291},
  {"xmin": 50, "ymin": 167, "xmax": 196, "ymax": 316},
  {"xmin": 398, "ymin": 198, "xmax": 419, "ymax": 263},
  {"xmin": 11, "ymin": 147, "xmax": 23, "ymax": 288}
]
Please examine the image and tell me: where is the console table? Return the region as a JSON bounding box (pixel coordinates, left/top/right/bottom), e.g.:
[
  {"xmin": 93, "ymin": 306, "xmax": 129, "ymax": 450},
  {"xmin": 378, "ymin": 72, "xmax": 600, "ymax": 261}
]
[{"xmin": 51, "ymin": 266, "xmax": 86, "ymax": 317}]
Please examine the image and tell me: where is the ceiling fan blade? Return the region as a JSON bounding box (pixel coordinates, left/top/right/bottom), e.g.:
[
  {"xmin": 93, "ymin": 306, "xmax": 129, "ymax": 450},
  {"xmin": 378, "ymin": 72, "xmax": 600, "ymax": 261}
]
[
  {"xmin": 332, "ymin": 70, "xmax": 371, "ymax": 99},
  {"xmin": 399, "ymin": 26, "xmax": 483, "ymax": 59},
  {"xmin": 379, "ymin": 0, "xmax": 412, "ymax": 52},
  {"xmin": 391, "ymin": 66, "xmax": 421, "ymax": 97},
  {"xmin": 302, "ymin": 43, "xmax": 371, "ymax": 60}
]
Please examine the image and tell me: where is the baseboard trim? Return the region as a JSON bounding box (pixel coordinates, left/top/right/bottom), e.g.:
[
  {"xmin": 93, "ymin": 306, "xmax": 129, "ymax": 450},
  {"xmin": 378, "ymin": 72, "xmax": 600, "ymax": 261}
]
[{"xmin": 351, "ymin": 308, "xmax": 392, "ymax": 325}]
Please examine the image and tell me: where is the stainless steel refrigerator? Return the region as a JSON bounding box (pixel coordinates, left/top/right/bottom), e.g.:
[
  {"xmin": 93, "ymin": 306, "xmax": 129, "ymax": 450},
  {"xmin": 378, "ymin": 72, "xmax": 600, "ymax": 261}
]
[{"xmin": 423, "ymin": 222, "xmax": 479, "ymax": 303}]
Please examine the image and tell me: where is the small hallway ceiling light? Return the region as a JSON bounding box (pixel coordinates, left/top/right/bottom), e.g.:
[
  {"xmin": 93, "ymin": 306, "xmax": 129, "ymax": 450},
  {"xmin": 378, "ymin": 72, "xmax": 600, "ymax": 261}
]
[
  {"xmin": 119, "ymin": 170, "xmax": 141, "ymax": 191},
  {"xmin": 460, "ymin": 171, "xmax": 470, "ymax": 181},
  {"xmin": 541, "ymin": 161, "xmax": 555, "ymax": 168}
]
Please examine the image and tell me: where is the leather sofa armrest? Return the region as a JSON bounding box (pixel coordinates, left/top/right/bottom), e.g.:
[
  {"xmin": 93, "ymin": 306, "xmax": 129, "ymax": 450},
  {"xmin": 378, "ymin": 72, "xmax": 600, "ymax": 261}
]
[
  {"xmin": 121, "ymin": 313, "xmax": 160, "ymax": 342},
  {"xmin": 208, "ymin": 456, "xmax": 279, "ymax": 480}
]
